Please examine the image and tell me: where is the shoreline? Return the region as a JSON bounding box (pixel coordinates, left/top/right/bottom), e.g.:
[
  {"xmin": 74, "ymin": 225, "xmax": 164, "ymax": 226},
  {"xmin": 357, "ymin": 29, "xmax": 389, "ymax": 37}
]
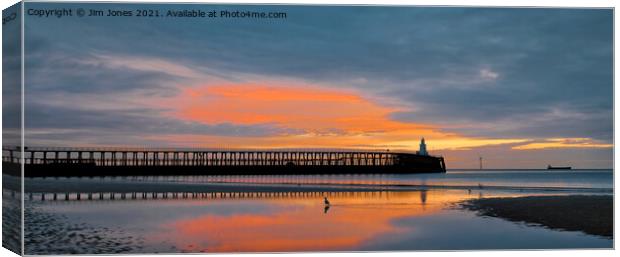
[
  {"xmin": 18, "ymin": 179, "xmax": 612, "ymax": 194},
  {"xmin": 461, "ymin": 195, "xmax": 613, "ymax": 238},
  {"xmin": 5, "ymin": 174, "xmax": 611, "ymax": 194}
]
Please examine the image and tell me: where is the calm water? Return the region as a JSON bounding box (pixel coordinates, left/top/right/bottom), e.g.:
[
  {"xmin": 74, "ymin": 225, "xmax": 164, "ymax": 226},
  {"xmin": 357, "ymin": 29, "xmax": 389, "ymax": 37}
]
[
  {"xmin": 17, "ymin": 169, "xmax": 613, "ymax": 254},
  {"xmin": 124, "ymin": 169, "xmax": 614, "ymax": 190}
]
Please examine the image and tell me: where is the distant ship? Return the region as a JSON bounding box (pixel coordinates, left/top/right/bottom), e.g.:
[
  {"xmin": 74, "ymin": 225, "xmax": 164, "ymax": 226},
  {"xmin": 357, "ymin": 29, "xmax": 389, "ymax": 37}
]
[{"xmin": 547, "ymin": 165, "xmax": 572, "ymax": 170}]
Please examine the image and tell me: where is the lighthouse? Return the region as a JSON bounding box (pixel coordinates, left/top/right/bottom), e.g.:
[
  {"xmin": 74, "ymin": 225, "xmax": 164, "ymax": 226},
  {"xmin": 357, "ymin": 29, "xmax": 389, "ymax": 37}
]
[{"xmin": 419, "ymin": 138, "xmax": 428, "ymax": 156}]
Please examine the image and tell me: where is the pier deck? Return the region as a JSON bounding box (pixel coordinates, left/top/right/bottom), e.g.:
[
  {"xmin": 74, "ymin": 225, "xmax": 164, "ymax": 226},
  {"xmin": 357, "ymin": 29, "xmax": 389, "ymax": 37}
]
[{"xmin": 3, "ymin": 146, "xmax": 446, "ymax": 177}]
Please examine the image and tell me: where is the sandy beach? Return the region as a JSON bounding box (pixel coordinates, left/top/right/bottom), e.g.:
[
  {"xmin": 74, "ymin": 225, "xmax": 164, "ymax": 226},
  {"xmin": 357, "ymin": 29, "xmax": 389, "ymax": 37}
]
[
  {"xmin": 24, "ymin": 202, "xmax": 143, "ymax": 255},
  {"xmin": 2, "ymin": 192, "xmax": 21, "ymax": 254},
  {"xmin": 462, "ymin": 195, "xmax": 613, "ymax": 238}
]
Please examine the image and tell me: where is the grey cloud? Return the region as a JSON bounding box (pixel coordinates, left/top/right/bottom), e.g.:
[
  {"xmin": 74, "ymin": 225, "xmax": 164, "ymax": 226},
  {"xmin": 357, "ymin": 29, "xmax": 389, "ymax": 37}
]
[
  {"xmin": 21, "ymin": 4, "xmax": 613, "ymax": 144},
  {"xmin": 3, "ymin": 3, "xmax": 22, "ymax": 143},
  {"xmin": 24, "ymin": 49, "xmax": 187, "ymax": 95},
  {"xmin": 25, "ymin": 103, "xmax": 301, "ymax": 138},
  {"xmin": 432, "ymin": 141, "xmax": 613, "ymax": 169}
]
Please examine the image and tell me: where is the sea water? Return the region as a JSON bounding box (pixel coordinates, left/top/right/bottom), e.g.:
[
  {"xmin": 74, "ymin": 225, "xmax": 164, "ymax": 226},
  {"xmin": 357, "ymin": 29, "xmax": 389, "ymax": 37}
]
[{"xmin": 12, "ymin": 169, "xmax": 614, "ymax": 254}]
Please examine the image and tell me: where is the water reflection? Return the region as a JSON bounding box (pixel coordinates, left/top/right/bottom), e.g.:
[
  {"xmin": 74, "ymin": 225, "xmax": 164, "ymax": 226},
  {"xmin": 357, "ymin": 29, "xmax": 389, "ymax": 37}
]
[
  {"xmin": 26, "ymin": 190, "xmax": 470, "ymax": 253},
  {"xmin": 23, "ymin": 187, "xmax": 612, "ymax": 254},
  {"xmin": 14, "ymin": 167, "xmax": 615, "ymax": 254},
  {"xmin": 22, "ymin": 191, "xmax": 443, "ymax": 202},
  {"xmin": 152, "ymin": 190, "xmax": 449, "ymax": 252}
]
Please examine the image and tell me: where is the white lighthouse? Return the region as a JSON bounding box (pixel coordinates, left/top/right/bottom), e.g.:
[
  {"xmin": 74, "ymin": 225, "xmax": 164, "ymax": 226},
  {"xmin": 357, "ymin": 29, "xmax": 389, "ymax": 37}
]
[{"xmin": 419, "ymin": 138, "xmax": 428, "ymax": 156}]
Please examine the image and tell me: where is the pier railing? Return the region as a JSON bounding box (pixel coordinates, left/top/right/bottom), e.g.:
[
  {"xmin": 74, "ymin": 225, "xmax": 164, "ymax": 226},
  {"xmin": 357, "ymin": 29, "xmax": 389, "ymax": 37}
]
[{"xmin": 3, "ymin": 146, "xmax": 405, "ymax": 167}]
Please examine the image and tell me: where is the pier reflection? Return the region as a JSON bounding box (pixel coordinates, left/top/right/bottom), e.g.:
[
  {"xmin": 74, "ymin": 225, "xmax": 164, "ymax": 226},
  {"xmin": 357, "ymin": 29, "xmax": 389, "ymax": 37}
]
[{"xmin": 20, "ymin": 190, "xmax": 446, "ymax": 203}]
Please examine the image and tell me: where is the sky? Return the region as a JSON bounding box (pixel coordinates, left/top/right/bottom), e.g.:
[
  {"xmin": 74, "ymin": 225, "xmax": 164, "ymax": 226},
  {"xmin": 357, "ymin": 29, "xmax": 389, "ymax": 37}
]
[{"xmin": 7, "ymin": 3, "xmax": 613, "ymax": 168}]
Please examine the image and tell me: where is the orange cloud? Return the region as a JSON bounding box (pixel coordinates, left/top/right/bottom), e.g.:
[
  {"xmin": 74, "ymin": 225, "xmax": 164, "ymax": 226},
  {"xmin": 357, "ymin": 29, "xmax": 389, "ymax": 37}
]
[
  {"xmin": 174, "ymin": 83, "xmax": 427, "ymax": 133},
  {"xmin": 155, "ymin": 82, "xmax": 607, "ymax": 153},
  {"xmin": 160, "ymin": 83, "xmax": 463, "ymax": 150}
]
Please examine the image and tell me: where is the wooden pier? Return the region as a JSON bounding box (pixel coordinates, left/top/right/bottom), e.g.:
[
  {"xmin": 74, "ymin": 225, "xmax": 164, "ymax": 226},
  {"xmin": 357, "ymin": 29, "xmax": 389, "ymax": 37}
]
[{"xmin": 2, "ymin": 146, "xmax": 446, "ymax": 177}]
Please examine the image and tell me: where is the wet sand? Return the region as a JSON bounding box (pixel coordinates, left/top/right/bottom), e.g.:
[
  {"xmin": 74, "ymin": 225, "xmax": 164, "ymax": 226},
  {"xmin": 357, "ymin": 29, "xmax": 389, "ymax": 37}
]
[
  {"xmin": 462, "ymin": 195, "xmax": 613, "ymax": 238},
  {"xmin": 2, "ymin": 192, "xmax": 21, "ymax": 254},
  {"xmin": 24, "ymin": 202, "xmax": 143, "ymax": 254}
]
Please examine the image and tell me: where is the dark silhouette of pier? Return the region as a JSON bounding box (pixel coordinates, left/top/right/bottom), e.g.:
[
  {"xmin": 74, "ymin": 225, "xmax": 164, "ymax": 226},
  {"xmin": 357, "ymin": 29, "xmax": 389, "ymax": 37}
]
[
  {"xmin": 2, "ymin": 146, "xmax": 446, "ymax": 177},
  {"xmin": 4, "ymin": 190, "xmax": 421, "ymax": 203}
]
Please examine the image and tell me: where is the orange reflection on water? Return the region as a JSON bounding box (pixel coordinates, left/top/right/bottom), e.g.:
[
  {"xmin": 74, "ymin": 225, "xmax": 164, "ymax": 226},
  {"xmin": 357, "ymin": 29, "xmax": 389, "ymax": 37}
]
[{"xmin": 153, "ymin": 190, "xmax": 471, "ymax": 252}]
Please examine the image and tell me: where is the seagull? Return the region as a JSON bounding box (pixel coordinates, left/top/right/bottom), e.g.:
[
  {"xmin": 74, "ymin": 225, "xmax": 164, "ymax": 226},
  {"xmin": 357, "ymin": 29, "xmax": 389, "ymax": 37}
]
[{"xmin": 324, "ymin": 196, "xmax": 330, "ymax": 206}]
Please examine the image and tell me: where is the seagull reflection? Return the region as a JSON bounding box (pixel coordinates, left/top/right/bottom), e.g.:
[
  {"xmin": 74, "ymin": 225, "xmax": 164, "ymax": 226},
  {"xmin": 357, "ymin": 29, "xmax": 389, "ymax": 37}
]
[{"xmin": 323, "ymin": 196, "xmax": 331, "ymax": 214}]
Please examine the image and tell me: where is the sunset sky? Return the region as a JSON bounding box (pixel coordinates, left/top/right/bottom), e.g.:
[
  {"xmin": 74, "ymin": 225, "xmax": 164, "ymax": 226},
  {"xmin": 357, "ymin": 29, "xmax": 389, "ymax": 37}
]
[{"xmin": 13, "ymin": 3, "xmax": 613, "ymax": 168}]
